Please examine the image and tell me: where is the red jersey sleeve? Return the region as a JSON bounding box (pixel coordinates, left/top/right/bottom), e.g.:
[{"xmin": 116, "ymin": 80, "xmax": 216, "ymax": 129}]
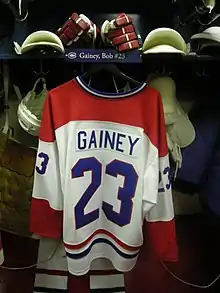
[
  {"xmin": 143, "ymin": 92, "xmax": 178, "ymax": 262},
  {"xmin": 30, "ymin": 93, "xmax": 63, "ymax": 239}
]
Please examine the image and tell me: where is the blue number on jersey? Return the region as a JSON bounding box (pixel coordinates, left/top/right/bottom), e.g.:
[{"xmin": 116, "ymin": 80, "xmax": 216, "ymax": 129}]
[
  {"xmin": 158, "ymin": 166, "xmax": 172, "ymax": 193},
  {"xmin": 103, "ymin": 160, "xmax": 137, "ymax": 227},
  {"xmin": 71, "ymin": 157, "xmax": 138, "ymax": 229},
  {"xmin": 71, "ymin": 157, "xmax": 101, "ymax": 229},
  {"xmin": 36, "ymin": 152, "xmax": 49, "ymax": 175}
]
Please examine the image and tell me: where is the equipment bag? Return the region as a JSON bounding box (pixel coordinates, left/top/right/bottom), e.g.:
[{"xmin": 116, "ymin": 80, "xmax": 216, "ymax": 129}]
[{"xmin": 0, "ymin": 61, "xmax": 36, "ymax": 237}]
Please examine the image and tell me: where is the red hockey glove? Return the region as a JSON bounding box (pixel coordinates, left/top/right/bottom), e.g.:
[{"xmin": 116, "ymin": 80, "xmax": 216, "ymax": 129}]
[
  {"xmin": 57, "ymin": 12, "xmax": 97, "ymax": 48},
  {"xmin": 101, "ymin": 13, "xmax": 140, "ymax": 52}
]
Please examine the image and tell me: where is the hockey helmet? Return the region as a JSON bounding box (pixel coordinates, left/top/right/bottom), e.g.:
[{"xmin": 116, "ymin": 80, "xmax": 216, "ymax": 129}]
[
  {"xmin": 17, "ymin": 77, "xmax": 47, "ymax": 136},
  {"xmin": 190, "ymin": 26, "xmax": 220, "ymax": 54},
  {"xmin": 14, "ymin": 30, "xmax": 65, "ymax": 54},
  {"xmin": 191, "ymin": 26, "xmax": 220, "ymax": 43},
  {"xmin": 142, "ymin": 28, "xmax": 187, "ymax": 55}
]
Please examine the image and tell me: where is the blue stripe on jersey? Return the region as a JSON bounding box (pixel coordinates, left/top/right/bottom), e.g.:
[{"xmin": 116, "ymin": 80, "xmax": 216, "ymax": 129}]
[{"xmin": 66, "ymin": 238, "xmax": 139, "ymax": 260}]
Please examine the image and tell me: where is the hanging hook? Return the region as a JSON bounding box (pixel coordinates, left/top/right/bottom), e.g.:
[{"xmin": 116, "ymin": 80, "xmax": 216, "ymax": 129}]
[
  {"xmin": 33, "ymin": 60, "xmax": 49, "ymax": 78},
  {"xmin": 196, "ymin": 65, "xmax": 209, "ymax": 77},
  {"xmin": 0, "ymin": 0, "xmax": 28, "ymax": 21},
  {"xmin": 175, "ymin": 0, "xmax": 216, "ymax": 28},
  {"xmin": 155, "ymin": 63, "xmax": 172, "ymax": 76}
]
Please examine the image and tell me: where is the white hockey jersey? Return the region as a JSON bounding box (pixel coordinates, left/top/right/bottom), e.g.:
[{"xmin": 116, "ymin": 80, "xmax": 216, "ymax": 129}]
[{"xmin": 30, "ymin": 76, "xmax": 178, "ymax": 276}]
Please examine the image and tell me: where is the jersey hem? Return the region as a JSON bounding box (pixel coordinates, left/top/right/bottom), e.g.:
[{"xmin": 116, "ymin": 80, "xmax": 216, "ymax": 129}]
[{"xmin": 67, "ymin": 254, "xmax": 137, "ymax": 276}]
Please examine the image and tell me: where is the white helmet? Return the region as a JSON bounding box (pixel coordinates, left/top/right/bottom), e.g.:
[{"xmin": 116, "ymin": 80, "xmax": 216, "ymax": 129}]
[
  {"xmin": 14, "ymin": 30, "xmax": 65, "ymax": 54},
  {"xmin": 17, "ymin": 77, "xmax": 47, "ymax": 136},
  {"xmin": 142, "ymin": 28, "xmax": 187, "ymax": 55}
]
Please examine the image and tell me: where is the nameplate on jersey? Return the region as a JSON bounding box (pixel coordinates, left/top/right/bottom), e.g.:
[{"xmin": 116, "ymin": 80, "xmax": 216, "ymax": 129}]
[
  {"xmin": 65, "ymin": 49, "xmax": 142, "ymax": 63},
  {"xmin": 76, "ymin": 129, "xmax": 141, "ymax": 157}
]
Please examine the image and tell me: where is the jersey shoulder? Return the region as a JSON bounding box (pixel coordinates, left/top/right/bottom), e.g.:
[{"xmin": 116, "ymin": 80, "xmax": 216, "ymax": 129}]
[
  {"xmin": 49, "ymin": 80, "xmax": 76, "ymax": 98},
  {"xmin": 141, "ymin": 86, "xmax": 161, "ymax": 103}
]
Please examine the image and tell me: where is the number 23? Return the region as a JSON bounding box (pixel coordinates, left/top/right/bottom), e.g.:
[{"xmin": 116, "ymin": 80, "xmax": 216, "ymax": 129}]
[
  {"xmin": 36, "ymin": 153, "xmax": 171, "ymax": 230},
  {"xmin": 72, "ymin": 158, "xmax": 138, "ymax": 229}
]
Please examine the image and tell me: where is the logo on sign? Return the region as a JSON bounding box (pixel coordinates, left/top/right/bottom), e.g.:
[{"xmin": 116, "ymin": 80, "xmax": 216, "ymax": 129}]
[{"xmin": 67, "ymin": 52, "xmax": 77, "ymax": 59}]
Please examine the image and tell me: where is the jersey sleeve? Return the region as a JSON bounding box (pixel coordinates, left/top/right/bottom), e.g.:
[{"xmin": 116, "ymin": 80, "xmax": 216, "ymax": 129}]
[
  {"xmin": 30, "ymin": 93, "xmax": 63, "ymax": 239},
  {"xmin": 143, "ymin": 93, "xmax": 178, "ymax": 262}
]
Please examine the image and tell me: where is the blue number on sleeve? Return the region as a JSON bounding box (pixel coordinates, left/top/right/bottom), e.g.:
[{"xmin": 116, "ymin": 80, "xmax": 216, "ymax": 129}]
[
  {"xmin": 102, "ymin": 160, "xmax": 138, "ymax": 227},
  {"xmin": 163, "ymin": 166, "xmax": 172, "ymax": 190},
  {"xmin": 158, "ymin": 171, "xmax": 164, "ymax": 193},
  {"xmin": 158, "ymin": 166, "xmax": 172, "ymax": 193},
  {"xmin": 36, "ymin": 152, "xmax": 49, "ymax": 175},
  {"xmin": 72, "ymin": 157, "xmax": 138, "ymax": 229},
  {"xmin": 72, "ymin": 157, "xmax": 102, "ymax": 230}
]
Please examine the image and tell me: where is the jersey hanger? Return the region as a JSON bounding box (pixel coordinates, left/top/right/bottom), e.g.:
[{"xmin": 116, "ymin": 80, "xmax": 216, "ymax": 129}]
[
  {"xmin": 0, "ymin": 0, "xmax": 28, "ymax": 21},
  {"xmin": 83, "ymin": 63, "xmax": 141, "ymax": 86},
  {"xmin": 33, "ymin": 60, "xmax": 49, "ymax": 78}
]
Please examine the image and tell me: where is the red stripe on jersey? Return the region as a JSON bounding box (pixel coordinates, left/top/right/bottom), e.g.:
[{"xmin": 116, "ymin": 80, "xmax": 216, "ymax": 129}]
[
  {"xmin": 39, "ymin": 95, "xmax": 56, "ymax": 143},
  {"xmin": 144, "ymin": 219, "xmax": 178, "ymax": 261},
  {"xmin": 40, "ymin": 80, "xmax": 168, "ymax": 157},
  {"xmin": 64, "ymin": 229, "xmax": 141, "ymax": 252},
  {"xmin": 30, "ymin": 198, "xmax": 63, "ymax": 239}
]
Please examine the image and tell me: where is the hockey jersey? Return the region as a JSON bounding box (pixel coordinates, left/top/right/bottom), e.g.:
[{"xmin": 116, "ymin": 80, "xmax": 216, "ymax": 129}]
[{"xmin": 30, "ymin": 76, "xmax": 178, "ymax": 276}]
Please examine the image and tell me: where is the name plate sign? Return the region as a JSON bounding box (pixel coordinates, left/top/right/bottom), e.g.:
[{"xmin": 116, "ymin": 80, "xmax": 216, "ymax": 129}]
[{"xmin": 65, "ymin": 49, "xmax": 142, "ymax": 63}]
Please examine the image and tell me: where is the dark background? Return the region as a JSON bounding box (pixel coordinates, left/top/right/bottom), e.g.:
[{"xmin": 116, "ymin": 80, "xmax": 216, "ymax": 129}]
[{"xmin": 1, "ymin": 0, "xmax": 220, "ymax": 94}]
